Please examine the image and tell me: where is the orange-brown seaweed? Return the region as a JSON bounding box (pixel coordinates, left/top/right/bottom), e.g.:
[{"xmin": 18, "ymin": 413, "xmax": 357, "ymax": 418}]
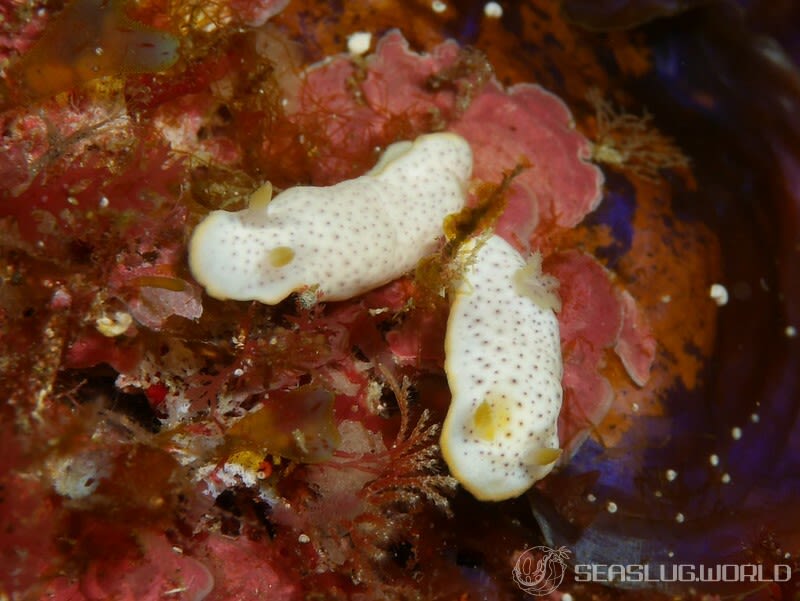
[{"xmin": 3, "ymin": 0, "xmax": 177, "ymax": 103}]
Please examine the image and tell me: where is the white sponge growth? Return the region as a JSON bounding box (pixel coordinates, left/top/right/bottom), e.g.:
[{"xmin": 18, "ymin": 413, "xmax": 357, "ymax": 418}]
[
  {"xmin": 189, "ymin": 133, "xmax": 472, "ymax": 304},
  {"xmin": 441, "ymin": 234, "xmax": 563, "ymax": 501}
]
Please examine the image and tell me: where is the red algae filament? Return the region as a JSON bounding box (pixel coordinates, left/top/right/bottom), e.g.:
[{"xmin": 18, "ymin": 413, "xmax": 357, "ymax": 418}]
[
  {"xmin": 4, "ymin": 0, "xmax": 178, "ymax": 102},
  {"xmin": 129, "ymin": 275, "xmax": 187, "ymax": 292},
  {"xmin": 586, "ymin": 87, "xmax": 690, "ymax": 182}
]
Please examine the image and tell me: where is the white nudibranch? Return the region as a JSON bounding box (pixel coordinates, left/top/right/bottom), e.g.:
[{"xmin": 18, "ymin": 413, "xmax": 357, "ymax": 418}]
[
  {"xmin": 441, "ymin": 235, "xmax": 563, "ymax": 501},
  {"xmin": 189, "ymin": 133, "xmax": 472, "ymax": 304}
]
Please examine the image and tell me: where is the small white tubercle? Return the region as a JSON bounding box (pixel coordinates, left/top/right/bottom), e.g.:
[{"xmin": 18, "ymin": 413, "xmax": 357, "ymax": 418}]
[
  {"xmin": 189, "ymin": 133, "xmax": 472, "ymax": 304},
  {"xmin": 441, "ymin": 235, "xmax": 563, "ymax": 501}
]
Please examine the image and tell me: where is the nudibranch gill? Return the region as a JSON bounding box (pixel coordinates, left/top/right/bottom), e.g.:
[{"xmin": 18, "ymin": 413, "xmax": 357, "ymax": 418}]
[
  {"xmin": 441, "ymin": 235, "xmax": 563, "ymax": 501},
  {"xmin": 189, "ymin": 132, "xmax": 472, "ymax": 303}
]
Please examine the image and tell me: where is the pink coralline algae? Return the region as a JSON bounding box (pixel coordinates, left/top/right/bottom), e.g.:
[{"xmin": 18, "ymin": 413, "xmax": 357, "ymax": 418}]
[
  {"xmin": 615, "ymin": 288, "xmax": 658, "ymax": 387},
  {"xmin": 42, "ymin": 531, "xmax": 216, "ymax": 601},
  {"xmin": 451, "ymin": 81, "xmax": 605, "ymax": 243},
  {"xmin": 290, "ymin": 31, "xmax": 467, "ymax": 183},
  {"xmin": 546, "ymin": 251, "xmax": 656, "ymax": 456}
]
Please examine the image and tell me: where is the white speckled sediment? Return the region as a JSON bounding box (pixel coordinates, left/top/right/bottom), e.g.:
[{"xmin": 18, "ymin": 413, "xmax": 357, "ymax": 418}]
[
  {"xmin": 442, "ymin": 235, "xmax": 563, "ymax": 501},
  {"xmin": 189, "ymin": 133, "xmax": 472, "ymax": 304}
]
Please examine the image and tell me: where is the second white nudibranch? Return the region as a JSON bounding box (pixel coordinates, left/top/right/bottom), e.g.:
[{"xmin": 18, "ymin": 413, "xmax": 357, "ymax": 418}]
[
  {"xmin": 189, "ymin": 133, "xmax": 472, "ymax": 304},
  {"xmin": 441, "ymin": 234, "xmax": 563, "ymax": 501}
]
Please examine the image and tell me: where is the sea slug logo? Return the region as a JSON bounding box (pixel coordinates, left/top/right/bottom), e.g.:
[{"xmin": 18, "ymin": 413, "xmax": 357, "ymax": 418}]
[
  {"xmin": 511, "ymin": 544, "xmax": 793, "ymax": 596},
  {"xmin": 573, "ymin": 562, "xmax": 793, "ymax": 584},
  {"xmin": 512, "ymin": 545, "xmax": 571, "ymax": 596}
]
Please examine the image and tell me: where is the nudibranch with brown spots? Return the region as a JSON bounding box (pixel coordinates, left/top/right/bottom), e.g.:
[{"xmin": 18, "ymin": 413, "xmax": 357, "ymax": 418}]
[
  {"xmin": 190, "ymin": 131, "xmax": 566, "ymax": 501},
  {"xmin": 441, "ymin": 235, "xmax": 563, "ymax": 501},
  {"xmin": 189, "ymin": 132, "xmax": 472, "ymax": 303}
]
